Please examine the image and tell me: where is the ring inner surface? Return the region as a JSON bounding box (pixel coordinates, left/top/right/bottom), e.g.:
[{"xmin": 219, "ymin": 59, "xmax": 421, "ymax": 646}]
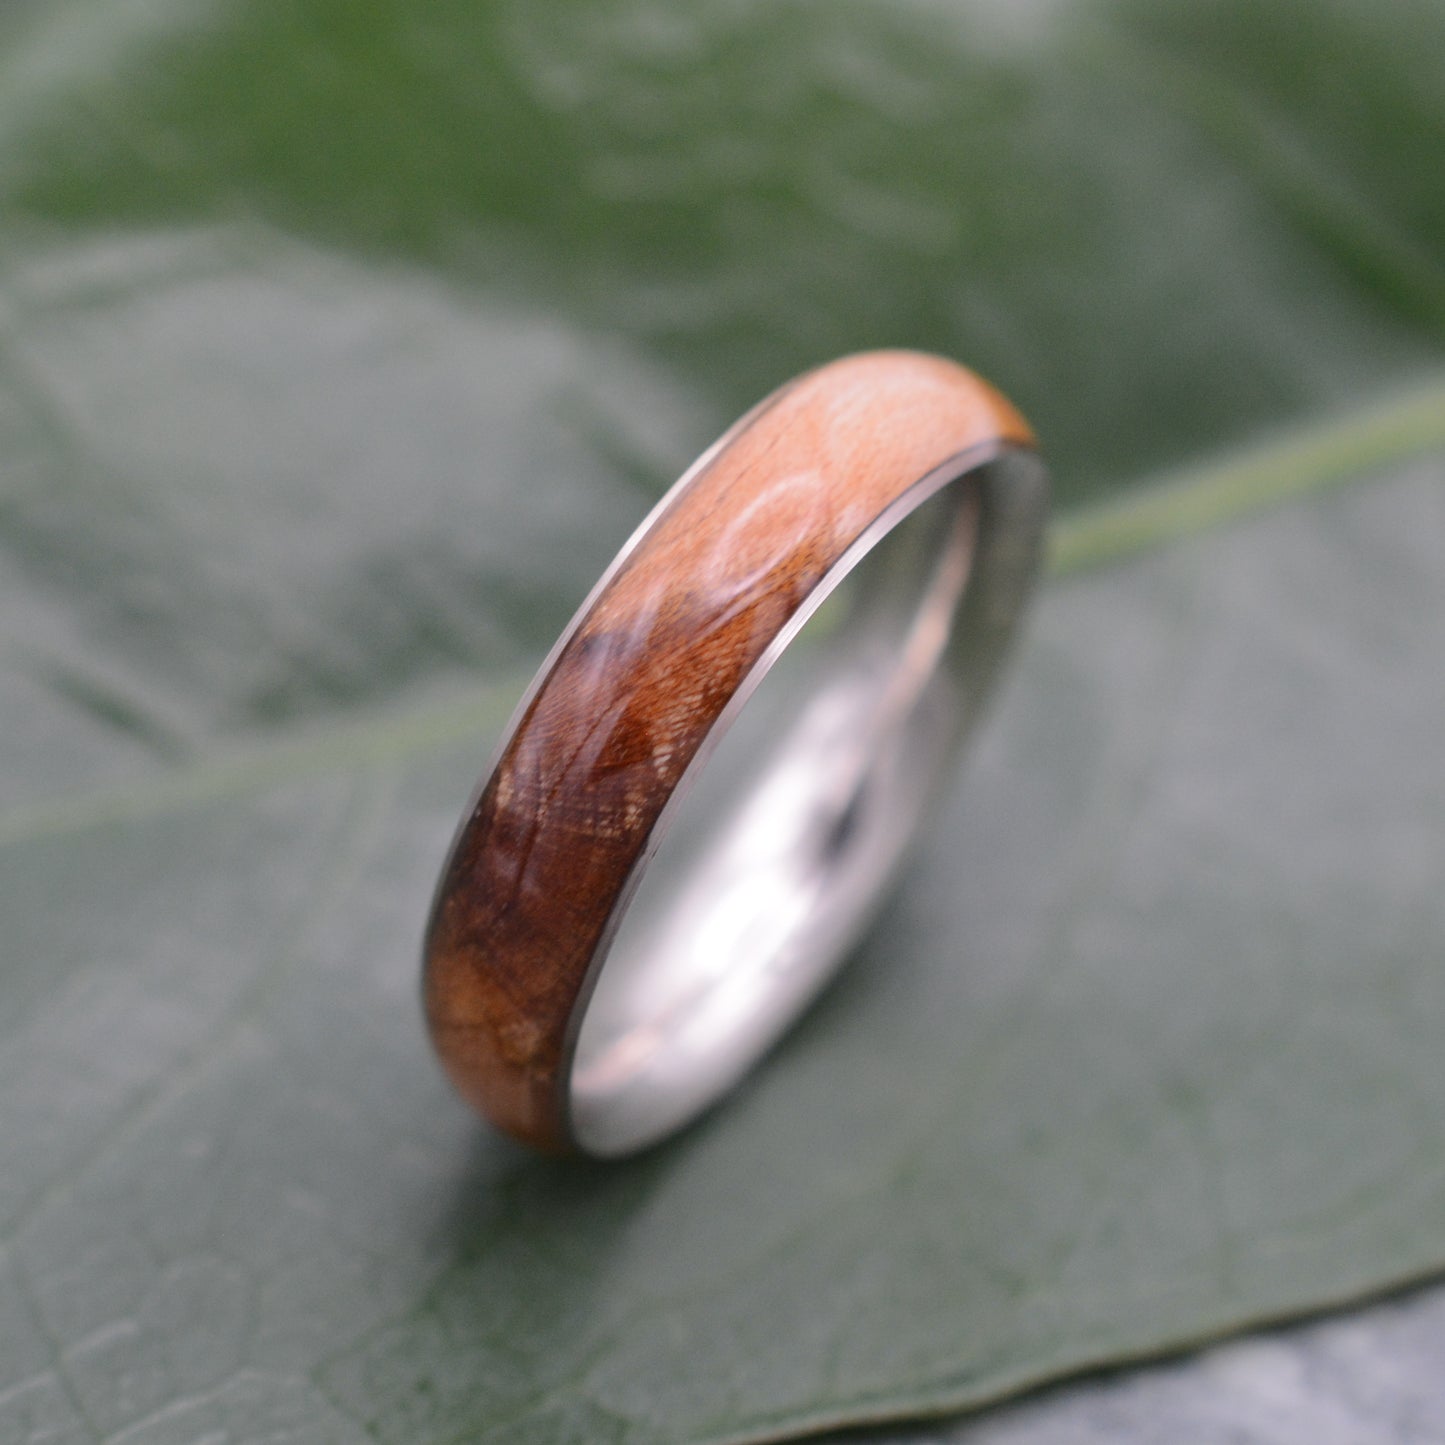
[{"xmin": 568, "ymin": 474, "xmax": 984, "ymax": 1156}]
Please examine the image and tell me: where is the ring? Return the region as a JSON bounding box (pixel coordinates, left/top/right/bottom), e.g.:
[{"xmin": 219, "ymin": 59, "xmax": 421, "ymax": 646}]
[{"xmin": 423, "ymin": 351, "xmax": 1048, "ymax": 1156}]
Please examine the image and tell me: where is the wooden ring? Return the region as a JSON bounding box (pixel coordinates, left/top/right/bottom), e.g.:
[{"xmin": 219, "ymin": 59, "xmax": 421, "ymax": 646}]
[{"xmin": 423, "ymin": 351, "xmax": 1047, "ymax": 1155}]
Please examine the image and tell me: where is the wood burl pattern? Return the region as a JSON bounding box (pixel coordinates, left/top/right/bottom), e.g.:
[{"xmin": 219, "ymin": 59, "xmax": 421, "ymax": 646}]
[{"xmin": 424, "ymin": 351, "xmax": 1035, "ymax": 1150}]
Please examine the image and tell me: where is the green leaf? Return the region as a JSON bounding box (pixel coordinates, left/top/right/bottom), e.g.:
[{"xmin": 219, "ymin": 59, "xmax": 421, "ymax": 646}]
[{"xmin": 2, "ymin": 1, "xmax": 1443, "ymax": 1442}]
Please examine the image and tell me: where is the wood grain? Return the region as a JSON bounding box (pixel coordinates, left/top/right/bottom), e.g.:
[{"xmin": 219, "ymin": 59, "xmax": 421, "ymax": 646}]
[{"xmin": 423, "ymin": 351, "xmax": 1035, "ymax": 1151}]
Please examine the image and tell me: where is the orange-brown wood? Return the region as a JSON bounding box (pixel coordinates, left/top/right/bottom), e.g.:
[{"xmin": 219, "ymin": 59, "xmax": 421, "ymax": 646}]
[{"xmin": 423, "ymin": 351, "xmax": 1035, "ymax": 1150}]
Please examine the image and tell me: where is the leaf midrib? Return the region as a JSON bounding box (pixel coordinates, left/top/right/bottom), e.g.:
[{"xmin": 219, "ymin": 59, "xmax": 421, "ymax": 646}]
[{"xmin": 4, "ymin": 374, "xmax": 1443, "ymax": 851}]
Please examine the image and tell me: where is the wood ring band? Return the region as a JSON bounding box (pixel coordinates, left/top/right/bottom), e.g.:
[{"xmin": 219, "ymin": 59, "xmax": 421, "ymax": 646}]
[{"xmin": 423, "ymin": 351, "xmax": 1044, "ymax": 1154}]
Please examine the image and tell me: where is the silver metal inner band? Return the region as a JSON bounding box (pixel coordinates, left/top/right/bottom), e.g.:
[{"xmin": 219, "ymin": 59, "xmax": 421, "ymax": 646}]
[{"xmin": 567, "ymin": 445, "xmax": 1048, "ymax": 1155}]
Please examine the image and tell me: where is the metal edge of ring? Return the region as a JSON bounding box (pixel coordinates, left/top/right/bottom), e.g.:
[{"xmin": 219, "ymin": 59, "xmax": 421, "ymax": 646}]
[{"xmin": 555, "ymin": 435, "xmax": 1049, "ymax": 1154}]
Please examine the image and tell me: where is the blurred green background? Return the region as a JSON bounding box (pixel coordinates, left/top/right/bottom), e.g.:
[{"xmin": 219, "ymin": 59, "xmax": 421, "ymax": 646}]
[{"xmin": 2, "ymin": 1, "xmax": 1444, "ymax": 1442}]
